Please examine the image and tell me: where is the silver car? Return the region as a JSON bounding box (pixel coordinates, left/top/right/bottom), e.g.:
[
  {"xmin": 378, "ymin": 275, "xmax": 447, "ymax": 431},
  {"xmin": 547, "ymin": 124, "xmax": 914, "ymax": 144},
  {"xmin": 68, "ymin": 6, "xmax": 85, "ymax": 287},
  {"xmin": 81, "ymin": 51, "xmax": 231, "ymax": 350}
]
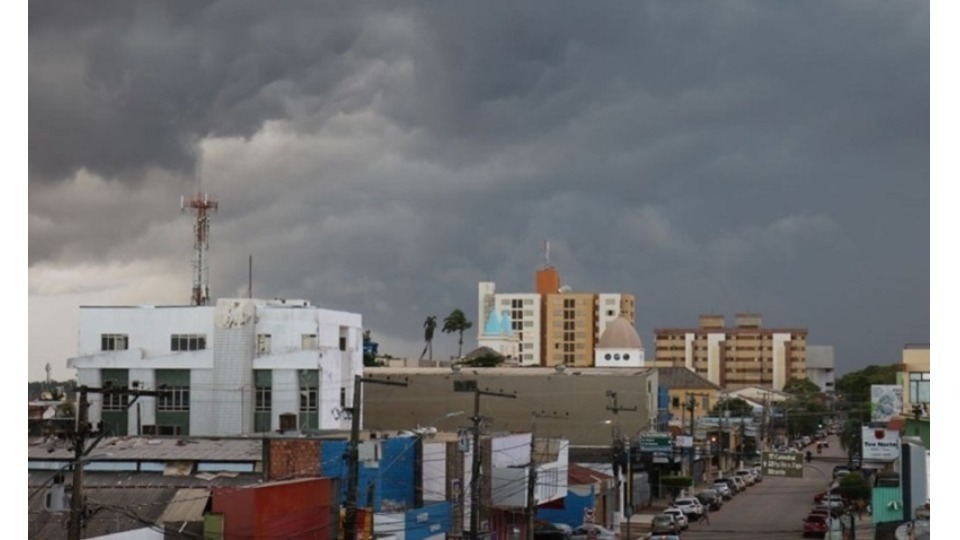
[{"xmin": 570, "ymin": 524, "xmax": 617, "ymax": 540}]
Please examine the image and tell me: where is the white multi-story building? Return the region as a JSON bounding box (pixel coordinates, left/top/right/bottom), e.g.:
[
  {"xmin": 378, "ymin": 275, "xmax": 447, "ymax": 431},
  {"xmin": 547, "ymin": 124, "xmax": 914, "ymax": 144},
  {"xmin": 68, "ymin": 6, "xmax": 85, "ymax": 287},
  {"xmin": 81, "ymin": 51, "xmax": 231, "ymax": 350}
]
[
  {"xmin": 67, "ymin": 298, "xmax": 364, "ymax": 437},
  {"xmin": 805, "ymin": 345, "xmax": 836, "ymax": 393},
  {"xmin": 478, "ymin": 282, "xmax": 542, "ymax": 366}
]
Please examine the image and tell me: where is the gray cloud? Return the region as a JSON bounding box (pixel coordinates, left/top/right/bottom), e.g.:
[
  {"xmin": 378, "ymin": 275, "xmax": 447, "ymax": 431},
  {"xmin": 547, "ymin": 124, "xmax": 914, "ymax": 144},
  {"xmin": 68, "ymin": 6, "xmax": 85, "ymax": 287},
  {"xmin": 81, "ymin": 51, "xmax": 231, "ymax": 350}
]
[{"xmin": 29, "ymin": 1, "xmax": 929, "ymax": 380}]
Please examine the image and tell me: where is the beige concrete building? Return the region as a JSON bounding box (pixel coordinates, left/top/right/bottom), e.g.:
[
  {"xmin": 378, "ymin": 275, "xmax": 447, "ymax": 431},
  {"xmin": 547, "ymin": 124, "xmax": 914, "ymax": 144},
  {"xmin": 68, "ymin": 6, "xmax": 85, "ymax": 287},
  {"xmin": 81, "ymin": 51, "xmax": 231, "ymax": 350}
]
[
  {"xmin": 900, "ymin": 343, "xmax": 930, "ymax": 417},
  {"xmin": 655, "ymin": 367, "xmax": 724, "ymax": 425},
  {"xmin": 362, "ymin": 367, "xmax": 658, "ymax": 446},
  {"xmin": 478, "ymin": 263, "xmax": 636, "ymax": 368},
  {"xmin": 653, "ymin": 313, "xmax": 808, "ymax": 391}
]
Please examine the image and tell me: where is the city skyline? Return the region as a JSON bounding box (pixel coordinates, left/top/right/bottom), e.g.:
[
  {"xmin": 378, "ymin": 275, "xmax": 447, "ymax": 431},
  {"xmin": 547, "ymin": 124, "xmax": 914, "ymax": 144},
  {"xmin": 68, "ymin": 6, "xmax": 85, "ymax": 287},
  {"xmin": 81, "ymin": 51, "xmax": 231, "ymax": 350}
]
[{"xmin": 28, "ymin": 2, "xmax": 930, "ymax": 381}]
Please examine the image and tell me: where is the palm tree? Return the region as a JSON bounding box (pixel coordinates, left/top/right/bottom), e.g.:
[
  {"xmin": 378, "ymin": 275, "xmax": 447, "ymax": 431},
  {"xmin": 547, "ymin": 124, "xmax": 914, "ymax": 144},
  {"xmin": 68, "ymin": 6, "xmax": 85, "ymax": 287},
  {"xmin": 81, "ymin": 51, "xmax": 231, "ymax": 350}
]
[
  {"xmin": 442, "ymin": 309, "xmax": 473, "ymax": 360},
  {"xmin": 420, "ymin": 316, "xmax": 438, "ymax": 366}
]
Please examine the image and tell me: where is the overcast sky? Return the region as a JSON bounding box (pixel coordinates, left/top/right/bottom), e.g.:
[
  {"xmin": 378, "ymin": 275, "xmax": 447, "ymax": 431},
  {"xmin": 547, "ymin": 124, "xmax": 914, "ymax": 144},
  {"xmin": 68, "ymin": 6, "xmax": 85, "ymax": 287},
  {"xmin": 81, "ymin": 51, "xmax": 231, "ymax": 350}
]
[{"xmin": 27, "ymin": 1, "xmax": 930, "ymax": 382}]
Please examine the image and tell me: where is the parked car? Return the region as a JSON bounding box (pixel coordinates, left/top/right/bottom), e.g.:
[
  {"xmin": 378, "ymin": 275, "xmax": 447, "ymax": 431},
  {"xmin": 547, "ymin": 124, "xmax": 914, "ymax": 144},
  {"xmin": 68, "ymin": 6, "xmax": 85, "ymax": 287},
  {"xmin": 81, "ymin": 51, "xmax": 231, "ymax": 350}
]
[
  {"xmin": 661, "ymin": 507, "xmax": 688, "ymax": 530},
  {"xmin": 735, "ymin": 469, "xmax": 756, "ymax": 486},
  {"xmin": 674, "ymin": 496, "xmax": 704, "ymax": 518},
  {"xmin": 750, "ymin": 467, "xmax": 763, "ymax": 482},
  {"xmin": 646, "ymin": 536, "xmax": 681, "ymax": 540},
  {"xmin": 715, "ymin": 477, "xmax": 740, "ymax": 494},
  {"xmin": 696, "ymin": 488, "xmax": 723, "ymax": 510},
  {"xmin": 534, "ymin": 521, "xmax": 572, "ymax": 540},
  {"xmin": 712, "ymin": 482, "xmax": 733, "ymax": 500},
  {"xmin": 821, "ymin": 494, "xmax": 845, "ymax": 510},
  {"xmin": 650, "ymin": 514, "xmax": 682, "ymax": 535},
  {"xmin": 730, "ymin": 476, "xmax": 747, "ymax": 492},
  {"xmin": 570, "ymin": 524, "xmax": 616, "ymax": 540},
  {"xmin": 803, "ymin": 514, "xmax": 830, "ymax": 537}
]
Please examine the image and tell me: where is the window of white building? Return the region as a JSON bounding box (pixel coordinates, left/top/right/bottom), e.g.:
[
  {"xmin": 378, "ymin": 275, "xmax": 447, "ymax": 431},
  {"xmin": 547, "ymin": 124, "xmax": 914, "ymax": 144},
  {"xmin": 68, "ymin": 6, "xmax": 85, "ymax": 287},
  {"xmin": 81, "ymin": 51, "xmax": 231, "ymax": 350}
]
[
  {"xmin": 101, "ymin": 334, "xmax": 128, "ymax": 351},
  {"xmin": 170, "ymin": 334, "xmax": 206, "ymax": 351},
  {"xmin": 158, "ymin": 387, "xmax": 190, "ymax": 411},
  {"xmin": 256, "ymin": 334, "xmax": 271, "ymax": 355}
]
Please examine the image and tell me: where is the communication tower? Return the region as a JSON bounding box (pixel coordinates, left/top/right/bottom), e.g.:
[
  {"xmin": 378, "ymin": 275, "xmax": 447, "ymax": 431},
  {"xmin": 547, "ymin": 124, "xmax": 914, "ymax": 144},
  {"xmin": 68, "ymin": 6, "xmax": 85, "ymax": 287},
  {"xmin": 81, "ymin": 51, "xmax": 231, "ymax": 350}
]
[{"xmin": 181, "ymin": 192, "xmax": 219, "ymax": 306}]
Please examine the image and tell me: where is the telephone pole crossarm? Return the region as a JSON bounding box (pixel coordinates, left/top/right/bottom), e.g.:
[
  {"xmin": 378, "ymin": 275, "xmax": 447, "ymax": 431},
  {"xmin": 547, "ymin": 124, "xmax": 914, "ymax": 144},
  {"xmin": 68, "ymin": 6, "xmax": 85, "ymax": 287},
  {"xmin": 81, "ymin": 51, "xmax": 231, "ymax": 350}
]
[
  {"xmin": 526, "ymin": 411, "xmax": 568, "ymax": 539},
  {"xmin": 469, "ymin": 388, "xmax": 516, "ymax": 540},
  {"xmin": 67, "ymin": 384, "xmax": 174, "ymax": 540},
  {"xmin": 345, "ymin": 376, "xmax": 409, "ymax": 540}
]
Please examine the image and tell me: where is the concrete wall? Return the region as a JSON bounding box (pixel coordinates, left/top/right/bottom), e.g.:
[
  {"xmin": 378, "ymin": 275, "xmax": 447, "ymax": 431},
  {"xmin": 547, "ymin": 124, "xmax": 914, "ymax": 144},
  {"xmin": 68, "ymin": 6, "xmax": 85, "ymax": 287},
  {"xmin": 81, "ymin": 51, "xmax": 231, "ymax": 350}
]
[{"xmin": 363, "ymin": 368, "xmax": 656, "ymax": 446}]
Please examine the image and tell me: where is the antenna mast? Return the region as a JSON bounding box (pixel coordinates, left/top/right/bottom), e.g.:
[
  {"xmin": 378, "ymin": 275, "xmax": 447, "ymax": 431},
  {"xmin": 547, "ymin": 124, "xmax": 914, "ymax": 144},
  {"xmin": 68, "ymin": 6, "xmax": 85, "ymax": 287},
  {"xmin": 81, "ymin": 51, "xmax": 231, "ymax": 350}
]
[
  {"xmin": 542, "ymin": 239, "xmax": 552, "ymax": 269},
  {"xmin": 181, "ymin": 192, "xmax": 219, "ymax": 306}
]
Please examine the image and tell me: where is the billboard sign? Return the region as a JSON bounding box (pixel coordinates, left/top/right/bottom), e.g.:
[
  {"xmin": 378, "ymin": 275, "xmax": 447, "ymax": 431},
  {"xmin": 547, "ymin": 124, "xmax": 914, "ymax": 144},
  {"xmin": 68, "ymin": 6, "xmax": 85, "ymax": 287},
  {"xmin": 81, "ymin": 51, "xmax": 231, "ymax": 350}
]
[
  {"xmin": 871, "ymin": 385, "xmax": 903, "ymax": 422},
  {"xmin": 761, "ymin": 451, "xmax": 804, "ymax": 478},
  {"xmin": 862, "ymin": 427, "xmax": 901, "ymax": 461}
]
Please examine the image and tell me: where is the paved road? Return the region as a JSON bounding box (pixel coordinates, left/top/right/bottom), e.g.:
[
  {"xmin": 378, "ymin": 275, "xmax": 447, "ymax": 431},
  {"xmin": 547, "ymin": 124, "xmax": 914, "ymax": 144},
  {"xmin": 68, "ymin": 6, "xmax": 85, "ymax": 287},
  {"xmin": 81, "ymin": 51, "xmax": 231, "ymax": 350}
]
[{"xmin": 680, "ymin": 436, "xmax": 845, "ymax": 540}]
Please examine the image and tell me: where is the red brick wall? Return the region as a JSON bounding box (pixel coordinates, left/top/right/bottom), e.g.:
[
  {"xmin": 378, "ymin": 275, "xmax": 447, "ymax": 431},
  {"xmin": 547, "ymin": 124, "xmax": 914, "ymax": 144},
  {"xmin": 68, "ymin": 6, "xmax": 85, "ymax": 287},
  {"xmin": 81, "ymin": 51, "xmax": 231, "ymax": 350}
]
[{"xmin": 266, "ymin": 439, "xmax": 321, "ymax": 481}]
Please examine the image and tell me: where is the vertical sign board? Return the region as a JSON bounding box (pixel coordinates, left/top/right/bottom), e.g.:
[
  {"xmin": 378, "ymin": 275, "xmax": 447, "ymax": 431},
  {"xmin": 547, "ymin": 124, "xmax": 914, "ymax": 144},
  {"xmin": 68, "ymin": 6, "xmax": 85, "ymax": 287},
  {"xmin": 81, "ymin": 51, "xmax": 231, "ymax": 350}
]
[
  {"xmin": 871, "ymin": 385, "xmax": 904, "ymax": 422},
  {"xmin": 760, "ymin": 451, "xmax": 804, "ymax": 478},
  {"xmin": 640, "ymin": 433, "xmax": 674, "ymax": 464},
  {"xmin": 862, "ymin": 427, "xmax": 901, "ymax": 461}
]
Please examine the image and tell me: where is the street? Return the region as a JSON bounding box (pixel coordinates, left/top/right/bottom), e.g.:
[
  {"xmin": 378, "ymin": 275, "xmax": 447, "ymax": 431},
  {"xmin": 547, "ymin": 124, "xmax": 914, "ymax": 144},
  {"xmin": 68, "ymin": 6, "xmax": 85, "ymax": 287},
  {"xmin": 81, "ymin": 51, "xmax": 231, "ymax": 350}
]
[{"xmin": 681, "ymin": 435, "xmax": 849, "ymax": 539}]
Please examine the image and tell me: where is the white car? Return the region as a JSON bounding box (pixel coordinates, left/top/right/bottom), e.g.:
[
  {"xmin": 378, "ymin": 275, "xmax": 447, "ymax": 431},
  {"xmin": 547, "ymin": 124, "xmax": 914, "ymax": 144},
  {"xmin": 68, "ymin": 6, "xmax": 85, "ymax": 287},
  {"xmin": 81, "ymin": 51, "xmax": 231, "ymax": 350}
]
[
  {"xmin": 735, "ymin": 469, "xmax": 756, "ymax": 486},
  {"xmin": 661, "ymin": 507, "xmax": 689, "ymax": 530},
  {"xmin": 673, "ymin": 497, "xmax": 704, "ymax": 518},
  {"xmin": 712, "ymin": 482, "xmax": 733, "ymax": 499}
]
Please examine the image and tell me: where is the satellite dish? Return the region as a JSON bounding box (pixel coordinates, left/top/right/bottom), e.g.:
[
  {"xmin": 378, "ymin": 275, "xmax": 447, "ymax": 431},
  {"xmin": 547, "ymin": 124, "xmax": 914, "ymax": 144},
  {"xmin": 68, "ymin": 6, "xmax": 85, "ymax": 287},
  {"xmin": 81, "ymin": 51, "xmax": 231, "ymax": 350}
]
[{"xmin": 558, "ymin": 285, "xmax": 572, "ymax": 293}]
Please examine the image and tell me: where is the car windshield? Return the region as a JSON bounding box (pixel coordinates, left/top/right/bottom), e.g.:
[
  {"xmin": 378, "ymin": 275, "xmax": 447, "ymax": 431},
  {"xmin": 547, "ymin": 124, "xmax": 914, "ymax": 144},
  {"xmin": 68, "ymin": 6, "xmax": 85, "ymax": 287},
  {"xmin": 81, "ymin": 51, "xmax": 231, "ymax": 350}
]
[
  {"xmin": 806, "ymin": 516, "xmax": 827, "ymax": 523},
  {"xmin": 654, "ymin": 516, "xmax": 673, "ymax": 524}
]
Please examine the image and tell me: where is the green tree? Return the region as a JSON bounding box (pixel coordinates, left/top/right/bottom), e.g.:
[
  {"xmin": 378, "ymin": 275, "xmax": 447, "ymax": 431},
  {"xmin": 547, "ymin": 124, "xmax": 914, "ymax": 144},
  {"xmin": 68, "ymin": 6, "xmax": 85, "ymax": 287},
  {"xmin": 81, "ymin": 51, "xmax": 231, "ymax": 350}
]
[
  {"xmin": 839, "ymin": 418, "xmax": 863, "ymax": 464},
  {"xmin": 710, "ymin": 398, "xmax": 755, "ymax": 417},
  {"xmin": 782, "ymin": 377, "xmax": 822, "ymax": 398},
  {"xmin": 784, "ymin": 398, "xmax": 829, "ymax": 438},
  {"xmin": 835, "ymin": 471, "xmax": 871, "ymax": 502},
  {"xmin": 442, "ymin": 309, "xmax": 473, "ymax": 359},
  {"xmin": 420, "ymin": 316, "xmax": 438, "ymax": 364},
  {"xmin": 835, "ymin": 364, "xmax": 899, "ymax": 406},
  {"xmin": 461, "ymin": 352, "xmax": 504, "ymax": 368}
]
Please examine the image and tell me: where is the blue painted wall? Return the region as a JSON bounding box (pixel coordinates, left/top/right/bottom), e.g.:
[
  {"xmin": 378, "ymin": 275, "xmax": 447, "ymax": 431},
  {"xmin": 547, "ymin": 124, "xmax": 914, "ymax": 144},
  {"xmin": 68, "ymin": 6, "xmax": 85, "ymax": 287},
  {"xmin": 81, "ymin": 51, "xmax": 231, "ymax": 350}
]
[
  {"xmin": 404, "ymin": 501, "xmax": 453, "ymax": 540},
  {"xmin": 536, "ymin": 486, "xmax": 596, "ymax": 528},
  {"xmin": 321, "ymin": 436, "xmax": 419, "ymax": 511},
  {"xmin": 657, "ymin": 386, "xmax": 671, "ymax": 431}
]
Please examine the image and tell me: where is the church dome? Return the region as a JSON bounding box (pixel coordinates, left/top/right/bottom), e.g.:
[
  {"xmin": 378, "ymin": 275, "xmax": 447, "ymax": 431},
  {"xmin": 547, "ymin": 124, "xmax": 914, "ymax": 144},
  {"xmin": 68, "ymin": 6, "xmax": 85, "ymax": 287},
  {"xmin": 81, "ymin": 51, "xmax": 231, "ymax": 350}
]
[{"xmin": 597, "ymin": 316, "xmax": 643, "ymax": 349}]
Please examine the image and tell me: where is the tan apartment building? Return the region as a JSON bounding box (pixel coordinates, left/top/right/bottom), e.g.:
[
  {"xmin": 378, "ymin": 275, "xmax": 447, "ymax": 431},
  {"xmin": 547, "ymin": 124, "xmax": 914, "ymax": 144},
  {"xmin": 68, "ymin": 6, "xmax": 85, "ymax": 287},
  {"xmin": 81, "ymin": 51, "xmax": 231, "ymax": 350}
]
[
  {"xmin": 653, "ymin": 313, "xmax": 808, "ymax": 391},
  {"xmin": 478, "ymin": 263, "xmax": 636, "ymax": 368}
]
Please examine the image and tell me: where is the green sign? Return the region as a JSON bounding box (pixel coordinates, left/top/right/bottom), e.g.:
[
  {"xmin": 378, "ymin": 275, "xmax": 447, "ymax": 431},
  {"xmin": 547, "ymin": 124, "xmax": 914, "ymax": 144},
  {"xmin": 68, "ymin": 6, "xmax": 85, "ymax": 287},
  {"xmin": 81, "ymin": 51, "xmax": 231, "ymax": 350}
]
[
  {"xmin": 639, "ymin": 434, "xmax": 672, "ymax": 453},
  {"xmin": 761, "ymin": 451, "xmax": 804, "ymax": 478}
]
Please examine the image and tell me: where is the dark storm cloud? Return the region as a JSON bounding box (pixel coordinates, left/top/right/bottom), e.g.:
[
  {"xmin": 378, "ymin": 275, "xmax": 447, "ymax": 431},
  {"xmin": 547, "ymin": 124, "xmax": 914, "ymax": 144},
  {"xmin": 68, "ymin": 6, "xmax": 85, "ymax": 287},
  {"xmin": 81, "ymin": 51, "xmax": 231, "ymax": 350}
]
[{"xmin": 29, "ymin": 1, "xmax": 929, "ymax": 378}]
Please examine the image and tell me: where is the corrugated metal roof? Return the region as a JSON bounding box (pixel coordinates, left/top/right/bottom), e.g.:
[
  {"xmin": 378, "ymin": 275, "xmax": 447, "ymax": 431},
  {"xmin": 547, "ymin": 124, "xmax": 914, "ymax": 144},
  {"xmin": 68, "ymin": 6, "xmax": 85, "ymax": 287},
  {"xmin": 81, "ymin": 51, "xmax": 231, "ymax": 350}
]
[
  {"xmin": 160, "ymin": 488, "xmax": 210, "ymax": 523},
  {"xmin": 29, "ymin": 436, "xmax": 262, "ymax": 462}
]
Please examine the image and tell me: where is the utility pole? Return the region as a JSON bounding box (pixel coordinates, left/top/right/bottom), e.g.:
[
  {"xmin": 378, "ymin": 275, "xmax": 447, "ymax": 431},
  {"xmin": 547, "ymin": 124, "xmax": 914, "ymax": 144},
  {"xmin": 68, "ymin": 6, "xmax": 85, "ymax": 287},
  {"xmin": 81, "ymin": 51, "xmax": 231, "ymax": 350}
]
[
  {"xmin": 526, "ymin": 411, "xmax": 568, "ymax": 540},
  {"xmin": 68, "ymin": 383, "xmax": 170, "ymax": 540},
  {"xmin": 684, "ymin": 392, "xmax": 709, "ymax": 481},
  {"xmin": 606, "ymin": 390, "xmax": 637, "ymax": 519},
  {"xmin": 470, "ymin": 388, "xmax": 517, "ymax": 540},
  {"xmin": 345, "ymin": 376, "xmax": 409, "ymax": 540}
]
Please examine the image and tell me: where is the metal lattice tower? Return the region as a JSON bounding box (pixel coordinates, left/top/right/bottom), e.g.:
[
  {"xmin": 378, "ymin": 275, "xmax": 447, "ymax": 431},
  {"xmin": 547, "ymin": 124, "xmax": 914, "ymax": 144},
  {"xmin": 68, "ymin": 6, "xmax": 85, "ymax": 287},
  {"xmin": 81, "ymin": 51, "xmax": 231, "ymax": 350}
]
[{"xmin": 181, "ymin": 192, "xmax": 219, "ymax": 306}]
